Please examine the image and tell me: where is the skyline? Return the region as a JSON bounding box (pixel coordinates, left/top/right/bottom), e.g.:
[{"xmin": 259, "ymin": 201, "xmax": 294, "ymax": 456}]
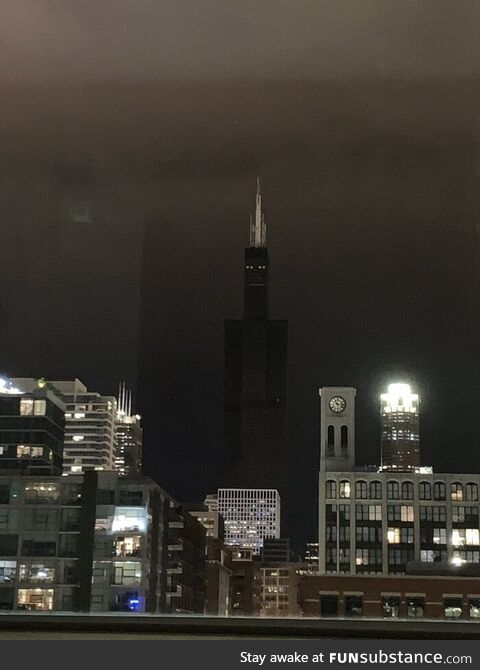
[{"xmin": 2, "ymin": 78, "xmax": 480, "ymax": 550}]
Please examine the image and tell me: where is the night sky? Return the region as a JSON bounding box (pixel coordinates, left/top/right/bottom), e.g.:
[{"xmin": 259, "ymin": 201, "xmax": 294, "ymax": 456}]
[{"xmin": 1, "ymin": 2, "xmax": 480, "ymax": 550}]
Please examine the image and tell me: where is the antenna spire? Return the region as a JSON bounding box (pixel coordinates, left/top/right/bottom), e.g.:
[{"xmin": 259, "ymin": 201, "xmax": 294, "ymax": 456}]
[{"xmin": 249, "ymin": 177, "xmax": 267, "ymax": 247}]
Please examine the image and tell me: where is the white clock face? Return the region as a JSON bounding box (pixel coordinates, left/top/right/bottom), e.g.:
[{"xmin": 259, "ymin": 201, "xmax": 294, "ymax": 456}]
[{"xmin": 329, "ymin": 396, "xmax": 346, "ymax": 413}]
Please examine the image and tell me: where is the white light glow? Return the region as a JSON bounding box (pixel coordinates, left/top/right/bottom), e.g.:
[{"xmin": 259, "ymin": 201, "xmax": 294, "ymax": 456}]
[
  {"xmin": 381, "ymin": 383, "xmax": 419, "ymax": 414},
  {"xmin": 451, "ymin": 556, "xmax": 465, "ymax": 567},
  {"xmin": 0, "ymin": 376, "xmax": 23, "ymax": 395}
]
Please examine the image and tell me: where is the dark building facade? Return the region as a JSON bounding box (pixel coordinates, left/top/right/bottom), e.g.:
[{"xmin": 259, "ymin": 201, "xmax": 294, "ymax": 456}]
[
  {"xmin": 166, "ymin": 503, "xmax": 206, "ymax": 614},
  {"xmin": 224, "ymin": 180, "xmax": 288, "ymax": 489},
  {"xmin": 0, "ymin": 378, "xmax": 65, "ymax": 475},
  {"xmin": 0, "ymin": 470, "xmax": 202, "ymax": 613}
]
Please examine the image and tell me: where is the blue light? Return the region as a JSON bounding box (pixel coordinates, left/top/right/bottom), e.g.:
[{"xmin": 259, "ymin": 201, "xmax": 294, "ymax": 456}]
[{"xmin": 127, "ymin": 598, "xmax": 140, "ymax": 611}]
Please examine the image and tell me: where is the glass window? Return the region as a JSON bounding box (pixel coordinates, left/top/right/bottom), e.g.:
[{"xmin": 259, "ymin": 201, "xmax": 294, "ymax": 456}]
[
  {"xmin": 387, "ymin": 481, "xmax": 399, "ymax": 499},
  {"xmin": 444, "ymin": 598, "xmax": 462, "ymax": 619},
  {"xmin": 345, "ymin": 595, "xmax": 363, "ymax": 617},
  {"xmin": 433, "ymin": 528, "xmax": 447, "ymax": 544},
  {"xmin": 451, "ymin": 483, "xmax": 463, "ymax": 502},
  {"xmin": 465, "ymin": 483, "xmax": 478, "ymax": 502},
  {"xmin": 339, "ymin": 480, "xmax": 350, "ymax": 499},
  {"xmin": 0, "ymin": 560, "xmax": 16, "ymax": 583},
  {"xmin": 419, "ymin": 482, "xmax": 431, "ymax": 500},
  {"xmin": 319, "ymin": 595, "xmax": 338, "ymax": 617},
  {"xmin": 401, "ymin": 481, "xmax": 414, "ymax": 500},
  {"xmin": 382, "ymin": 596, "xmax": 400, "ymax": 618},
  {"xmin": 407, "ymin": 597, "xmax": 424, "ymax": 618},
  {"xmin": 19, "ymin": 399, "xmax": 34, "ymax": 416},
  {"xmin": 400, "ymin": 506, "xmax": 414, "ymax": 522},
  {"xmin": 24, "ymin": 483, "xmax": 59, "ymax": 504},
  {"xmin": 433, "ymin": 482, "xmax": 446, "ymax": 501},
  {"xmin": 19, "ymin": 563, "xmax": 55, "ymax": 583},
  {"xmin": 114, "ymin": 536, "xmax": 141, "ymax": 557},
  {"xmin": 17, "ymin": 588, "xmax": 54, "ymax": 611},
  {"xmin": 355, "ymin": 481, "xmax": 367, "ymax": 499},
  {"xmin": 112, "ymin": 561, "xmax": 141, "ymax": 586},
  {"xmin": 469, "ymin": 598, "xmax": 480, "ymax": 619},
  {"xmin": 33, "ymin": 400, "xmax": 47, "ymax": 416},
  {"xmin": 341, "ymin": 426, "xmax": 348, "ymax": 450},
  {"xmin": 325, "ymin": 481, "xmax": 337, "ymax": 499},
  {"xmin": 370, "ymin": 481, "xmax": 382, "ymax": 500},
  {"xmin": 111, "ymin": 507, "xmax": 148, "ymax": 533}
]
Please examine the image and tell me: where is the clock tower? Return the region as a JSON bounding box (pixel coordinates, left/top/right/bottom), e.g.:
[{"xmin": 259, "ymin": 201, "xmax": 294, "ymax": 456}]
[{"xmin": 319, "ymin": 387, "xmax": 356, "ymax": 472}]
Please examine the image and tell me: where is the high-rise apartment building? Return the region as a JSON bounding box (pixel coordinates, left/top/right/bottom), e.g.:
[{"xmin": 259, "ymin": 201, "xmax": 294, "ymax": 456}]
[
  {"xmin": 217, "ymin": 488, "xmax": 281, "ymax": 554},
  {"xmin": 0, "ymin": 470, "xmax": 206, "ymax": 613},
  {"xmin": 52, "ymin": 380, "xmax": 116, "ymax": 475},
  {"xmin": 224, "ymin": 180, "xmax": 288, "ymax": 489},
  {"xmin": 380, "ymin": 383, "xmax": 420, "ymax": 471},
  {"xmin": 1, "ymin": 378, "xmax": 66, "ymax": 475},
  {"xmin": 115, "ymin": 383, "xmax": 142, "ymax": 476}
]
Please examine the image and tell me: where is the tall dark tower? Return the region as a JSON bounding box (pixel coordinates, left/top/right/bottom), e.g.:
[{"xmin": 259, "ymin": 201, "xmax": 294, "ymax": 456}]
[{"xmin": 224, "ymin": 179, "xmax": 288, "ymax": 489}]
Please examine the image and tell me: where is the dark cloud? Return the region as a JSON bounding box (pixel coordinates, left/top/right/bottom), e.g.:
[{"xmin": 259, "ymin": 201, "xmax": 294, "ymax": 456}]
[{"xmin": 1, "ymin": 1, "xmax": 480, "ymax": 82}]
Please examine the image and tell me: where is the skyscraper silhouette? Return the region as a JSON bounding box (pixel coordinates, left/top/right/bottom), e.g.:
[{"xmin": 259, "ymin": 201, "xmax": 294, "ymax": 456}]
[{"xmin": 224, "ymin": 180, "xmax": 288, "ymax": 489}]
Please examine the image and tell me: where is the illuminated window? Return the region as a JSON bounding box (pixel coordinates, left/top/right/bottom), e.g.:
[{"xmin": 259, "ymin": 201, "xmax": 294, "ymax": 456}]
[
  {"xmin": 387, "ymin": 528, "xmax": 400, "ymax": 544},
  {"xmin": 17, "ymin": 588, "xmax": 53, "ymax": 611},
  {"xmin": 74, "ymin": 412, "xmax": 85, "ymax": 419},
  {"xmin": 72, "ymin": 435, "xmax": 84, "ymax": 442},
  {"xmin": 382, "ymin": 596, "xmax": 400, "ymax": 618},
  {"xmin": 400, "ymin": 506, "xmax": 414, "ymax": 522},
  {"xmin": 451, "ymin": 483, "xmax": 463, "ymax": 502},
  {"xmin": 33, "ymin": 400, "xmax": 46, "ymax": 416},
  {"xmin": 0, "ymin": 560, "xmax": 16, "ymax": 583},
  {"xmin": 17, "ymin": 445, "xmax": 31, "ymax": 458},
  {"xmin": 466, "ymin": 529, "xmax": 479, "ymax": 546},
  {"xmin": 111, "ymin": 507, "xmax": 148, "ymax": 533},
  {"xmin": 114, "ymin": 536, "xmax": 141, "ymax": 557},
  {"xmin": 19, "ymin": 399, "xmax": 34, "ymax": 416},
  {"xmin": 112, "ymin": 561, "xmax": 141, "ymax": 586},
  {"xmin": 469, "ymin": 598, "xmax": 480, "ymax": 619},
  {"xmin": 19, "ymin": 564, "xmax": 55, "ymax": 583},
  {"xmin": 24, "ymin": 483, "xmax": 59, "ymax": 503},
  {"xmin": 444, "ymin": 598, "xmax": 462, "ymax": 619},
  {"xmin": 339, "ymin": 480, "xmax": 351, "ymax": 499}
]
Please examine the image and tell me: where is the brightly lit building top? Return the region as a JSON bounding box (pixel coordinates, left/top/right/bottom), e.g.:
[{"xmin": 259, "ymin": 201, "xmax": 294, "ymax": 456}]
[
  {"xmin": 381, "ymin": 383, "xmax": 419, "ymax": 415},
  {"xmin": 0, "ymin": 376, "xmax": 24, "ymax": 395},
  {"xmin": 380, "ymin": 382, "xmax": 420, "ymax": 472}
]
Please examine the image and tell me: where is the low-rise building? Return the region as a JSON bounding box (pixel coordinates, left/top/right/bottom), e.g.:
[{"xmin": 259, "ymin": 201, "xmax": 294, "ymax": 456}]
[{"xmin": 300, "ymin": 570, "xmax": 480, "ymax": 620}]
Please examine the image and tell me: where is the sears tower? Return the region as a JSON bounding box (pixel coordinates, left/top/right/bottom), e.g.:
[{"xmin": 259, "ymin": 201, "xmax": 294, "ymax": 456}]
[{"xmin": 224, "ymin": 180, "xmax": 288, "ymax": 489}]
